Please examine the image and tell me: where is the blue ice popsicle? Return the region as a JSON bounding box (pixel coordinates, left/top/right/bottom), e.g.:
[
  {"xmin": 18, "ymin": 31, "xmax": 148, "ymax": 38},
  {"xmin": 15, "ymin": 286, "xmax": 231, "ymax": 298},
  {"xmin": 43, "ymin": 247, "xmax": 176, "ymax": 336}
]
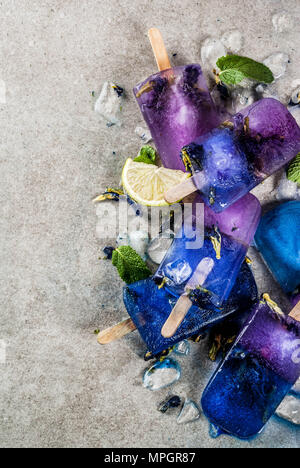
[
  {"xmin": 155, "ymin": 193, "xmax": 261, "ymax": 308},
  {"xmin": 254, "ymin": 201, "xmax": 300, "ymax": 296},
  {"xmin": 201, "ymin": 296, "xmax": 300, "ymax": 439},
  {"xmin": 123, "ymin": 261, "xmax": 258, "ymax": 355}
]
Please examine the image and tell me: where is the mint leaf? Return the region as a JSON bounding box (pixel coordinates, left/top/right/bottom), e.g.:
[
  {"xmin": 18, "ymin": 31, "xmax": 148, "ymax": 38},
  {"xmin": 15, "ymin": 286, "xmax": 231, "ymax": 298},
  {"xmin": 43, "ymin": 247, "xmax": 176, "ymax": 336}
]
[
  {"xmin": 134, "ymin": 145, "xmax": 157, "ymax": 164},
  {"xmin": 217, "ymin": 55, "xmax": 274, "ymax": 85},
  {"xmin": 287, "ymin": 153, "xmax": 300, "ymax": 184},
  {"xmin": 112, "ymin": 246, "xmax": 152, "ymax": 284}
]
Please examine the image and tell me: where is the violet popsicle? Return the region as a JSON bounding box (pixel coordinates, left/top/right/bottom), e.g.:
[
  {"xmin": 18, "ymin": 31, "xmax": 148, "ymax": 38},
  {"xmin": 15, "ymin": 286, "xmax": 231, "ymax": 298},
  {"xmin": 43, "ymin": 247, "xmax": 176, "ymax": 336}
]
[
  {"xmin": 133, "ymin": 29, "xmax": 220, "ymax": 171},
  {"xmin": 201, "ymin": 296, "xmax": 300, "ymax": 439},
  {"xmin": 154, "ymin": 193, "xmax": 261, "ymax": 316},
  {"xmin": 165, "ymin": 98, "xmax": 300, "ymax": 212},
  {"xmin": 254, "ymin": 201, "xmax": 300, "ymax": 297}
]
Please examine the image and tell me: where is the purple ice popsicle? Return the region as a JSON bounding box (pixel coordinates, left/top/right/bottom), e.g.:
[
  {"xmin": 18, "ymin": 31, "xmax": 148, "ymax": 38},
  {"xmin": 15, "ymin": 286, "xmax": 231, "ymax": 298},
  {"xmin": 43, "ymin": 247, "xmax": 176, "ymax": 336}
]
[
  {"xmin": 165, "ymin": 98, "xmax": 300, "ymax": 212},
  {"xmin": 133, "ymin": 64, "xmax": 220, "ymax": 171}
]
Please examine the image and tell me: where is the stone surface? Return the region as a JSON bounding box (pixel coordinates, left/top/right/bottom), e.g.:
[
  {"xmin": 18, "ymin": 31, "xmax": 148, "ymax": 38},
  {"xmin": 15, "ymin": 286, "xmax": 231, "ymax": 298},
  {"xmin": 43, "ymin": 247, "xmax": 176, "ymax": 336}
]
[{"xmin": 0, "ymin": 0, "xmax": 300, "ymax": 449}]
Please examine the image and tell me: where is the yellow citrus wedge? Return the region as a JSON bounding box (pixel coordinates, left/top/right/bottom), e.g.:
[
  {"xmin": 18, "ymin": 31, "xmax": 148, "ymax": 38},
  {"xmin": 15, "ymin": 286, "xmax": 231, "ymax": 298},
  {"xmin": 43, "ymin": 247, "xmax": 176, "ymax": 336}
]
[{"xmin": 121, "ymin": 159, "xmax": 190, "ymax": 206}]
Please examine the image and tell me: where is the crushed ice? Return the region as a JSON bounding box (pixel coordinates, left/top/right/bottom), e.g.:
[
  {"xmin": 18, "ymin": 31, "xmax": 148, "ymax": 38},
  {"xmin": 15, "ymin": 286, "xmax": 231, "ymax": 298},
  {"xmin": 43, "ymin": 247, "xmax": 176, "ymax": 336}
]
[
  {"xmin": 272, "ymin": 11, "xmax": 294, "ymax": 33},
  {"xmin": 263, "ymin": 53, "xmax": 290, "ymax": 80},
  {"xmin": 94, "ymin": 81, "xmax": 124, "ymax": 126},
  {"xmin": 177, "ymin": 399, "xmax": 201, "ymax": 424},
  {"xmin": 276, "ymin": 395, "xmax": 300, "ymax": 426}
]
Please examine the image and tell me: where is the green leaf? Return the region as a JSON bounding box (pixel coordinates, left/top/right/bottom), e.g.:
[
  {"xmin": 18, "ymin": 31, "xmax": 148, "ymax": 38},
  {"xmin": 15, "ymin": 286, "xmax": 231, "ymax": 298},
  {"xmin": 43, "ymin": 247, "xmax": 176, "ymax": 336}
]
[
  {"xmin": 287, "ymin": 153, "xmax": 300, "ymax": 184},
  {"xmin": 216, "ymin": 55, "xmax": 274, "ymax": 85},
  {"xmin": 112, "ymin": 246, "xmax": 152, "ymax": 284},
  {"xmin": 134, "ymin": 145, "xmax": 157, "ymax": 164}
]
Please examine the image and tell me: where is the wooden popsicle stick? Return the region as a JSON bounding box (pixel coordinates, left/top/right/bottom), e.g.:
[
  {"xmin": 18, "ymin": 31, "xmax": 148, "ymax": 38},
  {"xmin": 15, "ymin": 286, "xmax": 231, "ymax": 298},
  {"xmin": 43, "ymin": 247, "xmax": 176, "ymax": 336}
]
[
  {"xmin": 164, "ymin": 177, "xmax": 197, "ymax": 204},
  {"xmin": 148, "ymin": 28, "xmax": 172, "ymax": 72},
  {"xmin": 161, "ymin": 295, "xmax": 192, "ymax": 338},
  {"xmin": 161, "ymin": 257, "xmax": 215, "ymax": 338},
  {"xmin": 289, "ymin": 300, "xmax": 300, "ymax": 322},
  {"xmin": 98, "ymin": 318, "xmax": 137, "ymax": 345}
]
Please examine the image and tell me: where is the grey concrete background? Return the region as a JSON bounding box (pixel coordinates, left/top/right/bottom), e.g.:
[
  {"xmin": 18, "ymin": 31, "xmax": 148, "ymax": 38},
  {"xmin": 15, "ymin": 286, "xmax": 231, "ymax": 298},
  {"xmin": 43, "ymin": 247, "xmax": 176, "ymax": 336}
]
[{"xmin": 0, "ymin": 0, "xmax": 299, "ymax": 448}]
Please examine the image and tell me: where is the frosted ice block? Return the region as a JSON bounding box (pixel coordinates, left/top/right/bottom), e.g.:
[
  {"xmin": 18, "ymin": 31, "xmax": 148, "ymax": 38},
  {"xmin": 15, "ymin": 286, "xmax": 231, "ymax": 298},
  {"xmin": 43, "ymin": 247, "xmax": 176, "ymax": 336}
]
[
  {"xmin": 123, "ymin": 261, "xmax": 258, "ymax": 355},
  {"xmin": 201, "ymin": 297, "xmax": 300, "ymax": 439},
  {"xmin": 155, "ymin": 193, "xmax": 261, "ymax": 308},
  {"xmin": 166, "ymin": 98, "xmax": 300, "ymax": 212},
  {"xmin": 133, "ymin": 64, "xmax": 220, "ymax": 171},
  {"xmin": 255, "ymin": 201, "xmax": 300, "ymax": 296}
]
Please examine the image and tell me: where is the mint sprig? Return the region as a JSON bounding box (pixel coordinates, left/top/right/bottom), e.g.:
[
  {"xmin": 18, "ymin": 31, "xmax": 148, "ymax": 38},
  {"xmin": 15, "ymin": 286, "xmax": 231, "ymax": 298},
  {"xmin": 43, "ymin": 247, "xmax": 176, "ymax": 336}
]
[
  {"xmin": 287, "ymin": 153, "xmax": 300, "ymax": 184},
  {"xmin": 112, "ymin": 246, "xmax": 152, "ymax": 284},
  {"xmin": 134, "ymin": 145, "xmax": 157, "ymax": 165},
  {"xmin": 216, "ymin": 55, "xmax": 274, "ymax": 85}
]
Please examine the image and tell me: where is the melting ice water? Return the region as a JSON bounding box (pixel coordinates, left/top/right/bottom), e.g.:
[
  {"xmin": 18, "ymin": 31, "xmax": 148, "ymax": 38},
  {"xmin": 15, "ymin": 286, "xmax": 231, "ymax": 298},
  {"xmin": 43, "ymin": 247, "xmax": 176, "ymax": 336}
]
[
  {"xmin": 276, "ymin": 395, "xmax": 300, "ymax": 426},
  {"xmin": 177, "ymin": 399, "xmax": 201, "ymax": 424},
  {"xmin": 143, "ymin": 359, "xmax": 181, "ymax": 391},
  {"xmin": 164, "ymin": 260, "xmax": 192, "ymax": 285}
]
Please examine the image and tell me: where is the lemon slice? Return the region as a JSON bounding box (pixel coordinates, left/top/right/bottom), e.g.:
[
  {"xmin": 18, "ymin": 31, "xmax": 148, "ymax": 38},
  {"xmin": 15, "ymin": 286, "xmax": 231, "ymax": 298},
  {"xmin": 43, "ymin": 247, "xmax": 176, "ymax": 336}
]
[{"xmin": 122, "ymin": 159, "xmax": 189, "ymax": 206}]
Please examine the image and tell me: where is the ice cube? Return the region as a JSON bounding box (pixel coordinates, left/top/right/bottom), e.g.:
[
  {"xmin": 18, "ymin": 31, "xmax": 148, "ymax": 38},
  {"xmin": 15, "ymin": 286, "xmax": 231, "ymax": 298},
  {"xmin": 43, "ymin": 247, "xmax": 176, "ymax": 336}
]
[
  {"xmin": 201, "ymin": 38, "xmax": 226, "ymax": 73},
  {"xmin": 135, "ymin": 126, "xmax": 152, "ymax": 143},
  {"xmin": 177, "ymin": 399, "xmax": 201, "ymax": 424},
  {"xmin": 221, "ymin": 30, "xmax": 243, "ymax": 53},
  {"xmin": 231, "ymin": 87, "xmax": 256, "ymax": 112},
  {"xmin": 116, "ymin": 232, "xmax": 130, "ymax": 247},
  {"xmin": 292, "ymin": 377, "xmax": 300, "ymax": 395},
  {"xmin": 276, "ymin": 395, "xmax": 300, "ymax": 426},
  {"xmin": 147, "ymin": 234, "xmax": 174, "ymax": 265},
  {"xmin": 272, "ymin": 11, "xmax": 294, "ymax": 33},
  {"xmin": 143, "ymin": 358, "xmax": 181, "ymax": 391},
  {"xmin": 255, "ymin": 83, "xmax": 280, "ymax": 101},
  {"xmin": 164, "ymin": 259, "xmax": 192, "ymax": 285},
  {"xmin": 174, "ymin": 340, "xmax": 190, "ymax": 356},
  {"xmin": 94, "ymin": 81, "xmax": 123, "ymax": 126},
  {"xmin": 290, "ymin": 87, "xmax": 300, "ymax": 105},
  {"xmin": 129, "ymin": 230, "xmax": 149, "ymax": 260},
  {"xmin": 289, "ymin": 105, "xmax": 300, "ymax": 126},
  {"xmin": 263, "ymin": 53, "xmax": 289, "ymax": 79}
]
